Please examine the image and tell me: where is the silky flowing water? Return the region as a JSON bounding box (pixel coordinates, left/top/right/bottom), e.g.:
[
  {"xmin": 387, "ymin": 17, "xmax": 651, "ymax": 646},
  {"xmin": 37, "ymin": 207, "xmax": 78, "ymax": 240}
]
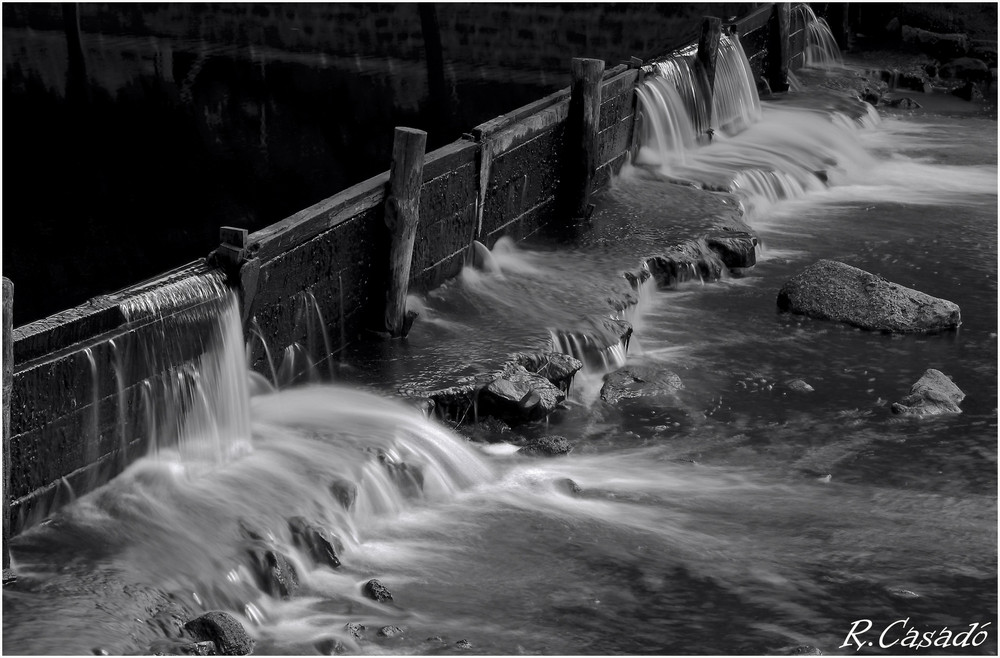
[{"xmin": 4, "ymin": 59, "xmax": 997, "ymax": 656}]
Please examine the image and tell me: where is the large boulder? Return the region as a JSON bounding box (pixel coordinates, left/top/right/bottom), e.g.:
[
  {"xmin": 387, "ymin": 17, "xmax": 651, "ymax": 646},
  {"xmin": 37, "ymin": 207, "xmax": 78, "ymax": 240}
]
[
  {"xmin": 601, "ymin": 365, "xmax": 684, "ymax": 404},
  {"xmin": 184, "ymin": 612, "xmax": 255, "ymax": 656},
  {"xmin": 777, "ymin": 260, "xmax": 961, "ymax": 333},
  {"xmin": 891, "ymin": 369, "xmax": 965, "ymax": 416}
]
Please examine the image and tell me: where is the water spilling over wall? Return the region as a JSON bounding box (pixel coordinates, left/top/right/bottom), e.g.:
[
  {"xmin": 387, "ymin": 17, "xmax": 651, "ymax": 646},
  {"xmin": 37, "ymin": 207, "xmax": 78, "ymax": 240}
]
[
  {"xmin": 794, "ymin": 4, "xmax": 844, "ymax": 69},
  {"xmin": 5, "ymin": 1, "xmax": 817, "ymax": 544}
]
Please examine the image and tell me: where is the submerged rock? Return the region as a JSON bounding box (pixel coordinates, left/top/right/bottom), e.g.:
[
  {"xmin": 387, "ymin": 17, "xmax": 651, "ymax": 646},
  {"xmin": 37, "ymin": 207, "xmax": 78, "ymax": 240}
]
[
  {"xmin": 344, "ymin": 622, "xmax": 367, "ymax": 640},
  {"xmin": 517, "ymin": 435, "xmax": 573, "ymax": 457},
  {"xmin": 557, "ymin": 477, "xmax": 583, "ymax": 494},
  {"xmin": 891, "ymin": 368, "xmax": 965, "ymax": 416},
  {"xmin": 777, "ymin": 260, "xmax": 961, "ymax": 333},
  {"xmin": 785, "ymin": 379, "xmax": 815, "ymax": 394},
  {"xmin": 479, "ymin": 364, "xmax": 566, "ymax": 423},
  {"xmin": 151, "ymin": 640, "xmax": 219, "ymax": 656},
  {"xmin": 379, "ymin": 454, "xmax": 425, "ymax": 499},
  {"xmin": 184, "ymin": 611, "xmax": 255, "ymax": 656},
  {"xmin": 247, "ymin": 549, "xmax": 299, "ymax": 599},
  {"xmin": 455, "ymin": 639, "xmax": 473, "ymax": 650},
  {"xmin": 601, "ymin": 365, "xmax": 684, "ymax": 404},
  {"xmin": 329, "ymin": 479, "xmax": 358, "ymax": 511},
  {"xmin": 314, "ymin": 638, "xmax": 348, "ymax": 655},
  {"xmin": 363, "ymin": 579, "xmax": 393, "ymax": 603},
  {"xmin": 377, "ymin": 626, "xmax": 404, "ymax": 638},
  {"xmin": 288, "ymin": 517, "xmax": 342, "ymax": 569}
]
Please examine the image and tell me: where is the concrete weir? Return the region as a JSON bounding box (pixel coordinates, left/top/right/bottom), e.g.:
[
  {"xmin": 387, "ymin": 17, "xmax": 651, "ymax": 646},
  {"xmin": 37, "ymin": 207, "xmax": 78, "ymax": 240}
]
[{"xmin": 2, "ymin": 3, "xmax": 819, "ymax": 545}]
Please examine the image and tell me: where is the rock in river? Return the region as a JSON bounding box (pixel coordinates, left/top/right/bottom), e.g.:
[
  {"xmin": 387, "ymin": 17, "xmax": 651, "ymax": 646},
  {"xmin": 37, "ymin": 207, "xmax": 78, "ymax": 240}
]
[
  {"xmin": 517, "ymin": 435, "xmax": 573, "ymax": 457},
  {"xmin": 777, "ymin": 260, "xmax": 961, "ymax": 333},
  {"xmin": 601, "ymin": 365, "xmax": 684, "ymax": 404},
  {"xmin": 363, "ymin": 579, "xmax": 393, "ymax": 603},
  {"xmin": 184, "ymin": 611, "xmax": 254, "ymax": 656},
  {"xmin": 479, "ymin": 364, "xmax": 566, "ymax": 423},
  {"xmin": 891, "ymin": 369, "xmax": 965, "ymax": 416}
]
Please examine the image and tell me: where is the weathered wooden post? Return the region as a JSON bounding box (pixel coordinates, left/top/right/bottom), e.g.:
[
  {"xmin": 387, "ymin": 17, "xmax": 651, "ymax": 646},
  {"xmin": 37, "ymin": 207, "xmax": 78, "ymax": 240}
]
[
  {"xmin": 767, "ymin": 2, "xmax": 791, "ymax": 93},
  {"xmin": 628, "ymin": 57, "xmax": 646, "ymax": 159},
  {"xmin": 3, "ymin": 277, "xmax": 12, "ymax": 573},
  {"xmin": 567, "ymin": 57, "xmax": 604, "ymax": 221},
  {"xmin": 697, "ymin": 16, "xmax": 723, "ymax": 98},
  {"xmin": 384, "ymin": 127, "xmax": 427, "ymax": 338}
]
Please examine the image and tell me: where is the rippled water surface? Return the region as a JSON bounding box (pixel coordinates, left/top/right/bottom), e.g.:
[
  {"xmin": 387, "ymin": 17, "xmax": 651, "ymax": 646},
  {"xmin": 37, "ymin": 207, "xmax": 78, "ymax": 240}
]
[{"xmin": 3, "ymin": 73, "xmax": 997, "ymax": 655}]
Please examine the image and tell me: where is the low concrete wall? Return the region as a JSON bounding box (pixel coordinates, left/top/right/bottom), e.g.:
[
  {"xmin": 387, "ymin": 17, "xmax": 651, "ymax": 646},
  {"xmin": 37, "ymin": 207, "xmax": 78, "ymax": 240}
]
[{"xmin": 5, "ymin": 2, "xmax": 815, "ymax": 538}]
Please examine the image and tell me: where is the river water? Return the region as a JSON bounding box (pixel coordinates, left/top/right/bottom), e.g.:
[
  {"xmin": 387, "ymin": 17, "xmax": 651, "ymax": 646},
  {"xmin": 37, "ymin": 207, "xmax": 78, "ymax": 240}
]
[{"xmin": 3, "ymin": 60, "xmax": 997, "ymax": 656}]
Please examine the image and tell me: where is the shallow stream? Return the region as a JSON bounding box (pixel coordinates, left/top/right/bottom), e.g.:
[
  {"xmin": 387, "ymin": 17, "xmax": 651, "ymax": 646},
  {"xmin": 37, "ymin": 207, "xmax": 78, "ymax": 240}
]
[{"xmin": 3, "ymin": 63, "xmax": 996, "ymax": 656}]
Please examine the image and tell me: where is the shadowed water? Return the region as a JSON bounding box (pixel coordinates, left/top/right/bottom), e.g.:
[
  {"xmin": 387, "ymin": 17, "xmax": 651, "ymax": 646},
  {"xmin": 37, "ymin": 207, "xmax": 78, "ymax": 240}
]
[{"xmin": 3, "ymin": 52, "xmax": 997, "ymax": 658}]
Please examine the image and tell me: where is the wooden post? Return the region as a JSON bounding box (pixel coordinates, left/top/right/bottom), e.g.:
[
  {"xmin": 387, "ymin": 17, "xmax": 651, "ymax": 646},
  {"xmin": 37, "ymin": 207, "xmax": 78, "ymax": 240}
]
[
  {"xmin": 567, "ymin": 57, "xmax": 604, "ymax": 221},
  {"xmin": 3, "ymin": 277, "xmax": 12, "ymax": 572},
  {"xmin": 384, "ymin": 127, "xmax": 427, "ymax": 338},
  {"xmin": 697, "ymin": 17, "xmax": 723, "ymax": 97},
  {"xmin": 767, "ymin": 3, "xmax": 791, "ymax": 93}
]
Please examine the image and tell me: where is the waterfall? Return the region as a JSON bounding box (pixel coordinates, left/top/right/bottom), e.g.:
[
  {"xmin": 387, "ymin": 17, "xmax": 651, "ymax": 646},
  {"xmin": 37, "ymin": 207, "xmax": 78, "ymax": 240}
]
[
  {"xmin": 711, "ymin": 33, "xmax": 762, "ymax": 135},
  {"xmin": 636, "ymin": 33, "xmax": 760, "ymax": 169},
  {"xmin": 794, "ymin": 4, "xmax": 844, "ymax": 69},
  {"xmin": 632, "ymin": 24, "xmax": 876, "ymax": 218},
  {"xmin": 122, "ymin": 271, "xmax": 251, "ymax": 465}
]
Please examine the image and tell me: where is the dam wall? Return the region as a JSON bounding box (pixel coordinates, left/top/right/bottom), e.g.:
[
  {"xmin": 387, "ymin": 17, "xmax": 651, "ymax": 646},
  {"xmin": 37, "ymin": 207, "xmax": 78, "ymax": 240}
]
[{"xmin": 4, "ymin": 3, "xmax": 817, "ymax": 544}]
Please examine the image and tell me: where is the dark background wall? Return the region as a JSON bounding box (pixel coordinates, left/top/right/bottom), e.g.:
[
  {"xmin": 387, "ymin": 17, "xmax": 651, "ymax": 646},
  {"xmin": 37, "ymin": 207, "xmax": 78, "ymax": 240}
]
[{"xmin": 2, "ymin": 2, "xmax": 752, "ymax": 326}]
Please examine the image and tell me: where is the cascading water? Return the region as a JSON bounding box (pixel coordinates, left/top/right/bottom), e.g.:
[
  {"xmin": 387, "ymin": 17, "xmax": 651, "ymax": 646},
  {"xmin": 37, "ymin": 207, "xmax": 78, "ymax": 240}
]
[
  {"xmin": 794, "ymin": 4, "xmax": 844, "ymax": 69},
  {"xmin": 634, "ymin": 31, "xmax": 878, "ymax": 217},
  {"xmin": 121, "ymin": 271, "xmax": 251, "ymax": 465},
  {"xmin": 710, "ymin": 33, "xmax": 762, "ymax": 135},
  {"xmin": 5, "ymin": 17, "xmax": 996, "ymax": 657}
]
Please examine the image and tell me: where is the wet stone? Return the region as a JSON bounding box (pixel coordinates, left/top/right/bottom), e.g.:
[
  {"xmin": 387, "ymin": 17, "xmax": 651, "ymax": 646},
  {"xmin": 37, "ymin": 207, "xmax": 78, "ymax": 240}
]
[
  {"xmin": 314, "ymin": 638, "xmax": 347, "ymax": 655},
  {"xmin": 891, "ymin": 369, "xmax": 965, "ymax": 416},
  {"xmin": 288, "ymin": 517, "xmax": 342, "ymax": 569},
  {"xmin": 601, "ymin": 365, "xmax": 684, "ymax": 404},
  {"xmin": 558, "ymin": 477, "xmax": 583, "ymax": 495},
  {"xmin": 329, "ymin": 479, "xmax": 358, "ymax": 511},
  {"xmin": 455, "ymin": 639, "xmax": 473, "ymax": 649},
  {"xmin": 480, "ymin": 364, "xmax": 565, "ymax": 424},
  {"xmin": 363, "ymin": 579, "xmax": 393, "ymax": 602},
  {"xmin": 510, "ymin": 351, "xmax": 583, "ymax": 392},
  {"xmin": 704, "ymin": 230, "xmax": 758, "ymax": 270},
  {"xmin": 377, "ymin": 625, "xmax": 404, "ymax": 638},
  {"xmin": 175, "ymin": 641, "xmax": 218, "ymax": 656},
  {"xmin": 518, "ymin": 435, "xmax": 573, "ymax": 457},
  {"xmin": 184, "ymin": 611, "xmax": 255, "ymax": 656},
  {"xmin": 344, "ymin": 622, "xmax": 367, "ymax": 640},
  {"xmin": 785, "ymin": 379, "xmax": 815, "ymax": 393},
  {"xmin": 777, "ymin": 260, "xmax": 961, "ymax": 333},
  {"xmin": 379, "ymin": 454, "xmax": 425, "ymax": 498},
  {"xmin": 247, "ymin": 549, "xmax": 299, "ymax": 599}
]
